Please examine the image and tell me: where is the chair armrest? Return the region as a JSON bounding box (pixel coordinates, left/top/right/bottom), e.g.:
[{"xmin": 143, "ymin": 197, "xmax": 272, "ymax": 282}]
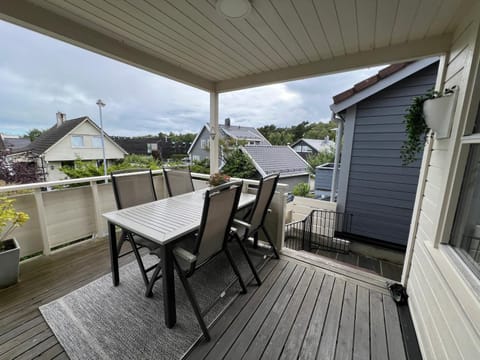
[
  {"xmin": 173, "ymin": 247, "xmax": 197, "ymax": 264},
  {"xmin": 233, "ymin": 218, "xmax": 251, "ymax": 229}
]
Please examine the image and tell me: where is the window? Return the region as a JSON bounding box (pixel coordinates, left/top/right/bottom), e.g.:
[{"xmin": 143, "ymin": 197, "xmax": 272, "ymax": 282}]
[
  {"xmin": 201, "ymin": 139, "xmax": 207, "ymax": 149},
  {"xmin": 92, "ymin": 136, "xmax": 103, "ymax": 148},
  {"xmin": 450, "ymin": 104, "xmax": 480, "ymax": 277},
  {"xmin": 192, "ymin": 155, "xmax": 200, "ymax": 161},
  {"xmin": 71, "ymin": 135, "xmax": 84, "ymax": 148},
  {"xmin": 147, "ymin": 143, "xmax": 157, "ymax": 154}
]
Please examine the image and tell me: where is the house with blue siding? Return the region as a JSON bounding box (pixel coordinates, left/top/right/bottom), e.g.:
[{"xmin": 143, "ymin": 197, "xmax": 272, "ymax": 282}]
[
  {"xmin": 331, "ymin": 58, "xmax": 439, "ymax": 248},
  {"xmin": 188, "ymin": 118, "xmax": 270, "ymax": 162}
]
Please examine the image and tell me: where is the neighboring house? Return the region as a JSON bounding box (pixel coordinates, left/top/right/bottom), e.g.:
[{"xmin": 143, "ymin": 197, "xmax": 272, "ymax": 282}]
[
  {"xmin": 291, "ymin": 137, "xmax": 335, "ymax": 159},
  {"xmin": 188, "ymin": 118, "xmax": 270, "ymax": 162},
  {"xmin": 13, "ymin": 113, "xmax": 127, "ymax": 181},
  {"xmin": 112, "ymin": 136, "xmax": 191, "ymax": 160},
  {"xmin": 241, "ymin": 145, "xmax": 310, "ymax": 191},
  {"xmin": 0, "ymin": 134, "xmax": 31, "ymax": 152},
  {"xmin": 331, "ymin": 58, "xmax": 439, "ymax": 248}
]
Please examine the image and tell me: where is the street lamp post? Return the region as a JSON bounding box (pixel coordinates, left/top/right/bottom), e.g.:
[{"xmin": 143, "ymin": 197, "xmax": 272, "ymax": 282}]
[{"xmin": 96, "ymin": 99, "xmax": 107, "ymax": 183}]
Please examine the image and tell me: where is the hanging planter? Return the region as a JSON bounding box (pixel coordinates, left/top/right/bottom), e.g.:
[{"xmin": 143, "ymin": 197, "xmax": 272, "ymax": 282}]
[
  {"xmin": 401, "ymin": 87, "xmax": 457, "ymax": 165},
  {"xmin": 423, "ymin": 87, "xmax": 458, "ymax": 139}
]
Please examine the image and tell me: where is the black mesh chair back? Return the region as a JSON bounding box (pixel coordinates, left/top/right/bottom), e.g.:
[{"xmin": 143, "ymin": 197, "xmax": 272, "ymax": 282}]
[
  {"xmin": 194, "ymin": 181, "xmax": 243, "ymax": 266},
  {"xmin": 232, "ymin": 173, "xmax": 280, "ymax": 265},
  {"xmin": 110, "ymin": 169, "xmax": 161, "ymax": 292},
  {"xmin": 246, "ymin": 173, "xmax": 280, "ymax": 234},
  {"xmin": 163, "ymin": 167, "xmax": 194, "ymax": 197},
  {"xmin": 168, "ymin": 181, "xmax": 247, "ymax": 341},
  {"xmin": 111, "ymin": 169, "xmax": 157, "ymax": 209}
]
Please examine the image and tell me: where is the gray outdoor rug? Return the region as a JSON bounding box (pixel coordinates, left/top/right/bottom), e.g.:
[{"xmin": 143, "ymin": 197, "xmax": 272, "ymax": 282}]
[{"xmin": 40, "ymin": 241, "xmax": 270, "ymax": 360}]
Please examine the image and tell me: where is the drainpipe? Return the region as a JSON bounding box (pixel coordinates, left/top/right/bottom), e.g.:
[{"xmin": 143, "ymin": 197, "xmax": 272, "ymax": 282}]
[{"xmin": 330, "ymin": 113, "xmax": 344, "ymax": 202}]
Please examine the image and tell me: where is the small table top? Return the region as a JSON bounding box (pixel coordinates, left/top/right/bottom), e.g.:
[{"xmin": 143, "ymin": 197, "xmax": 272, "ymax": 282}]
[{"xmin": 103, "ymin": 190, "xmax": 256, "ymax": 245}]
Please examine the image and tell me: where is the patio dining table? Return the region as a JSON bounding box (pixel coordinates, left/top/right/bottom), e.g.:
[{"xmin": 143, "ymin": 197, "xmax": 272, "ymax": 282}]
[{"xmin": 102, "ymin": 189, "xmax": 256, "ymax": 328}]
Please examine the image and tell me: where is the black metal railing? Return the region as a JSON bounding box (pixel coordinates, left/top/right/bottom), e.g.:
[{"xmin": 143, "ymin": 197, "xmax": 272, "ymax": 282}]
[{"xmin": 284, "ymin": 210, "xmax": 352, "ymax": 253}]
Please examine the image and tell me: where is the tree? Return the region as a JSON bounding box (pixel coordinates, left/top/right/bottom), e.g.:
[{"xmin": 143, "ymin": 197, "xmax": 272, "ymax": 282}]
[
  {"xmin": 306, "ymin": 147, "xmax": 335, "ymax": 174},
  {"xmin": 0, "ymin": 152, "xmax": 40, "ymax": 184},
  {"xmin": 221, "ymin": 149, "xmax": 258, "ymax": 179},
  {"xmin": 24, "ymin": 128, "xmax": 44, "ymax": 142}
]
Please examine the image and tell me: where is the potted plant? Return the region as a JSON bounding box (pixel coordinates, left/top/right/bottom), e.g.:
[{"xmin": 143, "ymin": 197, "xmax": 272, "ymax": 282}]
[
  {"xmin": 401, "ymin": 87, "xmax": 456, "ymax": 165},
  {"xmin": 209, "ymin": 173, "xmax": 231, "ymax": 187},
  {"xmin": 0, "ymin": 197, "xmax": 29, "ymax": 288}
]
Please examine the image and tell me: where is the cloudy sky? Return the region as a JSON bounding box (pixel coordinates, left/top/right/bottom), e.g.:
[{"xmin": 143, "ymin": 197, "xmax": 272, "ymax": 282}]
[{"xmin": 0, "ymin": 20, "xmax": 384, "ymax": 137}]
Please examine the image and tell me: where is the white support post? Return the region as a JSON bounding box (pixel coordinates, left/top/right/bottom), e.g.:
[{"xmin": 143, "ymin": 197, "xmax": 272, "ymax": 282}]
[
  {"xmin": 34, "ymin": 188, "xmax": 50, "ymax": 255},
  {"xmin": 331, "ymin": 114, "xmax": 344, "ymax": 202},
  {"xmin": 90, "ymin": 180, "xmax": 104, "ymax": 239},
  {"xmin": 210, "ymin": 91, "xmax": 219, "ymax": 174}
]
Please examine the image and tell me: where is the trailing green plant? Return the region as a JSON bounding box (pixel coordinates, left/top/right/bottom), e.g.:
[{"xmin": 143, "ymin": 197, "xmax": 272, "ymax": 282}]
[
  {"xmin": 401, "ymin": 89, "xmax": 436, "ymax": 165},
  {"xmin": 0, "ymin": 197, "xmax": 29, "ymax": 251},
  {"xmin": 401, "ymin": 87, "xmax": 455, "ymax": 165}
]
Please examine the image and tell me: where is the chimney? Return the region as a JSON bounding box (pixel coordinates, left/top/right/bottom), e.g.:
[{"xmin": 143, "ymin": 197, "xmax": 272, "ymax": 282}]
[
  {"xmin": 56, "ymin": 112, "xmax": 66, "ymax": 127},
  {"xmin": 224, "ymin": 117, "xmax": 231, "ymax": 127}
]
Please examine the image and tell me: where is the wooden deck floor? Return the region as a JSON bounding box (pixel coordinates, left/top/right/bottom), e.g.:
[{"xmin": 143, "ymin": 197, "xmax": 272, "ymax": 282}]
[{"xmin": 0, "ymin": 240, "xmax": 420, "ymax": 360}]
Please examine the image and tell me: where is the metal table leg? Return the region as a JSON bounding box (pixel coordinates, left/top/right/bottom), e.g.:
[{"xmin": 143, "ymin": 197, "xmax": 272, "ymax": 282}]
[
  {"xmin": 161, "ymin": 243, "xmax": 176, "ymax": 328},
  {"xmin": 108, "ymin": 222, "xmax": 120, "ymax": 286}
]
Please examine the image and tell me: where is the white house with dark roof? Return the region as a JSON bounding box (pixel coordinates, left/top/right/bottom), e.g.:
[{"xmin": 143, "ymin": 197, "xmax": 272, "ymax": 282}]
[
  {"xmin": 188, "ymin": 118, "xmax": 270, "ymax": 162},
  {"xmin": 241, "ymin": 145, "xmax": 310, "ymax": 191},
  {"xmin": 12, "ymin": 113, "xmax": 127, "ymax": 181}
]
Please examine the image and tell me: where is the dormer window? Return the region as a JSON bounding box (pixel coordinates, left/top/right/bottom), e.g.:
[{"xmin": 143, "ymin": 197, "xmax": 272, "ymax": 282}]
[{"xmin": 71, "ymin": 135, "xmax": 85, "ymax": 148}]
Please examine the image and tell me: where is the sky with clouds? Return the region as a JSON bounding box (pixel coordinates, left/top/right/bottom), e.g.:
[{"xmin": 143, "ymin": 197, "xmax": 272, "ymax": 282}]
[{"xmin": 0, "ymin": 20, "xmax": 385, "ymax": 137}]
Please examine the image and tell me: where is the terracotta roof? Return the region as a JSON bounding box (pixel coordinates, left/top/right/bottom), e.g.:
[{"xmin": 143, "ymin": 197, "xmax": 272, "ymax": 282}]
[{"xmin": 332, "ymin": 62, "xmax": 412, "ymax": 104}]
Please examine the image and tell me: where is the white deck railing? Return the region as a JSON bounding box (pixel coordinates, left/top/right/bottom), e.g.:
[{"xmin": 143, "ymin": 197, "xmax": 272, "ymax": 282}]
[{"xmin": 0, "ymin": 171, "xmax": 288, "ymax": 259}]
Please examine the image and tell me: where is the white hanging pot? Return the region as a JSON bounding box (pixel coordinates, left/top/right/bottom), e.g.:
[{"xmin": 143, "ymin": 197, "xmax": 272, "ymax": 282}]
[{"xmin": 423, "ymin": 88, "xmax": 458, "ymax": 139}]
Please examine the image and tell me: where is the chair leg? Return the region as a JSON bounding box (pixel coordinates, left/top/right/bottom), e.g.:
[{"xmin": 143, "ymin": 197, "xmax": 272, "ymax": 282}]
[
  {"xmin": 261, "ymin": 226, "xmax": 280, "ymax": 259},
  {"xmin": 145, "ymin": 262, "xmax": 163, "ymax": 298},
  {"xmin": 224, "ymin": 246, "xmax": 248, "ymax": 294},
  {"xmin": 126, "ymin": 234, "xmax": 150, "ymax": 287},
  {"xmin": 173, "ymin": 258, "xmax": 210, "ymax": 341},
  {"xmin": 233, "ymin": 233, "xmax": 261, "ymax": 286}
]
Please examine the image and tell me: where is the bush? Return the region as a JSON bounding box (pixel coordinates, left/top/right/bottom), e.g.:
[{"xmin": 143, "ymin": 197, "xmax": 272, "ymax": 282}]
[
  {"xmin": 292, "ymin": 182, "xmax": 310, "ymax": 197},
  {"xmin": 306, "ymin": 147, "xmax": 335, "ymax": 174},
  {"xmin": 190, "ymin": 159, "xmax": 210, "ymax": 174},
  {"xmin": 221, "ymin": 149, "xmax": 257, "ymax": 179}
]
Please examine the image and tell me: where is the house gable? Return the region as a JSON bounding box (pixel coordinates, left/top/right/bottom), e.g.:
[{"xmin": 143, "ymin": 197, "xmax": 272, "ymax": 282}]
[{"xmin": 44, "ymin": 120, "xmax": 126, "ymax": 162}]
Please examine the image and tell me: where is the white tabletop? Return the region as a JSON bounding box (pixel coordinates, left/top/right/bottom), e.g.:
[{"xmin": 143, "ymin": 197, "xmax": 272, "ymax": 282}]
[{"xmin": 103, "ymin": 190, "xmax": 256, "ymax": 246}]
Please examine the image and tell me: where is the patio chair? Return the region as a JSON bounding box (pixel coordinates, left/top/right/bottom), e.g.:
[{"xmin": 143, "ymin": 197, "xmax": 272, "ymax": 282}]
[
  {"xmin": 233, "ymin": 173, "xmax": 280, "ymax": 283},
  {"xmin": 111, "ymin": 169, "xmax": 162, "ymax": 289},
  {"xmin": 163, "ymin": 166, "xmax": 195, "ymax": 197},
  {"xmin": 150, "ymin": 181, "xmax": 248, "ymax": 341}
]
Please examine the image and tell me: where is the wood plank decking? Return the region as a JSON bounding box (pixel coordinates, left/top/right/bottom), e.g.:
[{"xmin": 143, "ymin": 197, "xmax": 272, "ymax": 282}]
[
  {"xmin": 0, "ymin": 239, "xmax": 419, "ymax": 360},
  {"xmin": 185, "ymin": 254, "xmax": 415, "ymax": 360}
]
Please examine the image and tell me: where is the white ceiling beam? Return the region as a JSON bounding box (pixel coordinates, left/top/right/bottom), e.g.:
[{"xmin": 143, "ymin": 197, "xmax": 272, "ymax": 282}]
[
  {"xmin": 0, "ymin": 0, "xmax": 214, "ymax": 92},
  {"xmin": 216, "ymin": 34, "xmax": 453, "ymax": 92}
]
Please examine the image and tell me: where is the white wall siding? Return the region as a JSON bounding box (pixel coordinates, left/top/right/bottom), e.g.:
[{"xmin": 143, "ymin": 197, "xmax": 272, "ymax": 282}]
[
  {"xmin": 408, "ymin": 6, "xmax": 480, "ymax": 359},
  {"xmin": 44, "ymin": 121, "xmax": 125, "ymax": 162}
]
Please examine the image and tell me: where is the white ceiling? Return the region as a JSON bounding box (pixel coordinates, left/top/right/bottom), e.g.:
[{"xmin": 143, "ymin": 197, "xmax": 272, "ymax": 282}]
[{"xmin": 0, "ymin": 0, "xmax": 474, "ymax": 92}]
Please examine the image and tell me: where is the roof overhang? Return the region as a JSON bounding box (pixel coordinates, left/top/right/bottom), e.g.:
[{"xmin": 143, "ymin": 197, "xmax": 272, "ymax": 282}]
[
  {"xmin": 330, "ymin": 57, "xmax": 439, "ymax": 113},
  {"xmin": 0, "ymin": 0, "xmax": 471, "ymax": 93}
]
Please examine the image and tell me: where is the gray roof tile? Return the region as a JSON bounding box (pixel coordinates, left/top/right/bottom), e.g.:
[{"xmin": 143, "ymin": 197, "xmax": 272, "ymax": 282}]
[{"xmin": 243, "ymin": 145, "xmax": 310, "ymax": 177}]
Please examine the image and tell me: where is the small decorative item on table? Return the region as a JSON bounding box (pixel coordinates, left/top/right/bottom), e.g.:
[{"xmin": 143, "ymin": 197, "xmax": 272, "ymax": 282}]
[{"xmin": 208, "ymin": 173, "xmax": 231, "ymax": 187}]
